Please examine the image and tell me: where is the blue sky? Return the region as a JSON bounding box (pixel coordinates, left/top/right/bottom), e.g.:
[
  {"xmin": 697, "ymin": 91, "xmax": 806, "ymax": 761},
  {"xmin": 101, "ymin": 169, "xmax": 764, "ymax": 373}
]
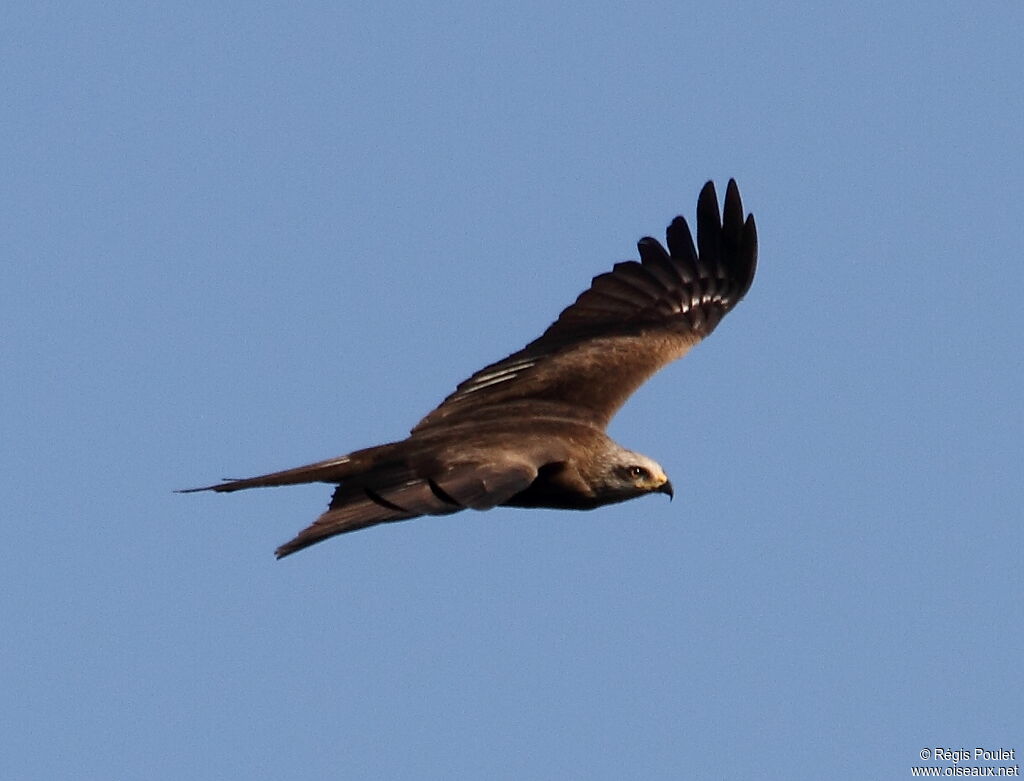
[{"xmin": 2, "ymin": 3, "xmax": 1021, "ymax": 779}]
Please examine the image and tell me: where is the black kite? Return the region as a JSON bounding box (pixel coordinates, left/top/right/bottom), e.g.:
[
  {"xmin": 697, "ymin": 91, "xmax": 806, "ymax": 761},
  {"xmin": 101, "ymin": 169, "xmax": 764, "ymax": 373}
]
[{"xmin": 184, "ymin": 180, "xmax": 757, "ymax": 558}]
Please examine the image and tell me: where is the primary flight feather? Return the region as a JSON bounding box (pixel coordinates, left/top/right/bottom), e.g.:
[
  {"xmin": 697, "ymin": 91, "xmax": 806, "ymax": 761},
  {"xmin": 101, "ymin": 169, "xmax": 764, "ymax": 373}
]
[{"xmin": 183, "ymin": 179, "xmax": 758, "ymax": 558}]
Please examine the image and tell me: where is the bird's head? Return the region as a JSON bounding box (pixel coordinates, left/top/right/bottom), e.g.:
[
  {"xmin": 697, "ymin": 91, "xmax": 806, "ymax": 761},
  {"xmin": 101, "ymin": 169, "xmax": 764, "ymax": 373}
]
[{"xmin": 592, "ymin": 448, "xmax": 673, "ymax": 504}]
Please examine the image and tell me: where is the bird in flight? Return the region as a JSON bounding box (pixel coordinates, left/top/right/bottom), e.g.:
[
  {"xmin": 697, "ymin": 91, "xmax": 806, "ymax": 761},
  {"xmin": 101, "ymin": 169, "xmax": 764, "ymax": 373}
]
[{"xmin": 184, "ymin": 179, "xmax": 758, "ymax": 558}]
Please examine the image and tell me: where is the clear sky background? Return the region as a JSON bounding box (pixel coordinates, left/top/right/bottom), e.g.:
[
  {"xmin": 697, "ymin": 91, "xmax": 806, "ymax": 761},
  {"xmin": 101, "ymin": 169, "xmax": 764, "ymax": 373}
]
[{"xmin": 2, "ymin": 3, "xmax": 1021, "ymax": 779}]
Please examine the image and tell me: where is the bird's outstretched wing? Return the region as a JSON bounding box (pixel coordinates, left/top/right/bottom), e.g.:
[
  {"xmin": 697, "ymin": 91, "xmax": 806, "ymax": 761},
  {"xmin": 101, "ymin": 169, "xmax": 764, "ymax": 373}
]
[
  {"xmin": 413, "ymin": 179, "xmax": 757, "ymax": 433},
  {"xmin": 273, "ymin": 457, "xmax": 539, "ymax": 557}
]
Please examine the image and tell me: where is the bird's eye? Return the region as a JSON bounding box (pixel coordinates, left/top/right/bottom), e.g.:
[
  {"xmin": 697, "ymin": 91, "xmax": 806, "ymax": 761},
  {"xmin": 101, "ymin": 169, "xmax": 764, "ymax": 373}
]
[{"xmin": 629, "ymin": 466, "xmax": 649, "ymax": 480}]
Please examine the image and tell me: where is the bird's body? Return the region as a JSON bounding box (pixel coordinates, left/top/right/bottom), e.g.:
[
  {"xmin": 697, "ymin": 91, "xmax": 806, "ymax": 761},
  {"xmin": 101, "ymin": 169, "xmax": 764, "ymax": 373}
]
[{"xmin": 184, "ymin": 180, "xmax": 758, "ymax": 558}]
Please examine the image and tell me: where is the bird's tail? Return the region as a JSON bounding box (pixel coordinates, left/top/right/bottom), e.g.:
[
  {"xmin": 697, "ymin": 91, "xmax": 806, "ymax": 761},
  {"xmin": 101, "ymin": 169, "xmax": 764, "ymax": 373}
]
[{"xmin": 178, "ymin": 442, "xmax": 402, "ymax": 494}]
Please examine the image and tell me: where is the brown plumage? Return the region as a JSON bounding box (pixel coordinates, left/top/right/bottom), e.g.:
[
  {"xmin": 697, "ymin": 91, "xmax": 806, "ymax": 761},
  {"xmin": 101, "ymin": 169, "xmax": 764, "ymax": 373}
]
[{"xmin": 183, "ymin": 179, "xmax": 758, "ymax": 558}]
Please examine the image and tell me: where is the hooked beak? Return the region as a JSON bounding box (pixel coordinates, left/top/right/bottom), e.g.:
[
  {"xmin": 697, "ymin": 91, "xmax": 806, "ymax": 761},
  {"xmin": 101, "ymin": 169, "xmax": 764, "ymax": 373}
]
[{"xmin": 658, "ymin": 479, "xmax": 674, "ymax": 501}]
